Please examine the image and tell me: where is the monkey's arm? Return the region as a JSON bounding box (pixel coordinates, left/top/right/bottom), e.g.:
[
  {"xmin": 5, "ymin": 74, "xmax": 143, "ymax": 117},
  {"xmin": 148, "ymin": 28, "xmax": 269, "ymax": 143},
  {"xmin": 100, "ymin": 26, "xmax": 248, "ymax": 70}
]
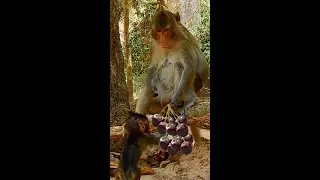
[
  {"xmin": 170, "ymin": 50, "xmax": 197, "ymax": 107},
  {"xmin": 141, "ymin": 132, "xmax": 160, "ymax": 145},
  {"xmin": 145, "ymin": 65, "xmax": 158, "ymax": 92},
  {"xmin": 136, "ymin": 66, "xmax": 158, "ymax": 114}
]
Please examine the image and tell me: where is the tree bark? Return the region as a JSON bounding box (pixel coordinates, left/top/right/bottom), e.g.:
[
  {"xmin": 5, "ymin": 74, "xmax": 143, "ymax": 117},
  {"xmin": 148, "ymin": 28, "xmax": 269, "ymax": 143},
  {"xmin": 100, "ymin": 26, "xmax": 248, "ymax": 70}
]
[
  {"xmin": 178, "ymin": 0, "xmax": 200, "ymax": 34},
  {"xmin": 124, "ymin": 0, "xmax": 134, "ymax": 105},
  {"xmin": 110, "ymin": 0, "xmax": 130, "ymax": 127}
]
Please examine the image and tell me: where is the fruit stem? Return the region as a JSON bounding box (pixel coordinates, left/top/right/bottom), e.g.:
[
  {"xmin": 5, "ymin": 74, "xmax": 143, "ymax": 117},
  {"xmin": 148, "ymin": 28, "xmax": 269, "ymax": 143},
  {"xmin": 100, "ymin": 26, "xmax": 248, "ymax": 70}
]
[
  {"xmin": 167, "ymin": 105, "xmax": 178, "ymax": 119},
  {"xmin": 160, "ymin": 104, "xmax": 169, "ymax": 116}
]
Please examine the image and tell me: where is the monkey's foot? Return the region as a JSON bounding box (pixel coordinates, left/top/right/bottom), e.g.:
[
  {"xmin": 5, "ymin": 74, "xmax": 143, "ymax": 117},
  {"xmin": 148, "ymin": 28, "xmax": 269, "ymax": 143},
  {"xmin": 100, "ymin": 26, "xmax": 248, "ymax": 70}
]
[{"xmin": 159, "ymin": 154, "xmax": 182, "ymax": 168}]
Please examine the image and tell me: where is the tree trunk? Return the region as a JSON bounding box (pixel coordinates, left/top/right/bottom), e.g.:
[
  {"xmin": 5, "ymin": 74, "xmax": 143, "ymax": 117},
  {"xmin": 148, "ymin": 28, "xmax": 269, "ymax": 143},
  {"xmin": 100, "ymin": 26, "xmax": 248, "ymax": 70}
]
[
  {"xmin": 124, "ymin": 0, "xmax": 134, "ymax": 105},
  {"xmin": 166, "ymin": 0, "xmax": 181, "ymax": 14},
  {"xmin": 179, "ymin": 0, "xmax": 200, "ymax": 34},
  {"xmin": 110, "ymin": 0, "xmax": 130, "ymax": 127},
  {"xmin": 110, "ymin": 0, "xmax": 130, "ymax": 153}
]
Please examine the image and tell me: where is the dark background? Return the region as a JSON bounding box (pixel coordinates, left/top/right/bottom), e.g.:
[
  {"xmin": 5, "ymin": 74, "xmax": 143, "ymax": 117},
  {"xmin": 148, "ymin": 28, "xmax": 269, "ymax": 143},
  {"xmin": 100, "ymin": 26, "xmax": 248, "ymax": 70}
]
[{"xmin": 4, "ymin": 0, "xmax": 314, "ymax": 180}]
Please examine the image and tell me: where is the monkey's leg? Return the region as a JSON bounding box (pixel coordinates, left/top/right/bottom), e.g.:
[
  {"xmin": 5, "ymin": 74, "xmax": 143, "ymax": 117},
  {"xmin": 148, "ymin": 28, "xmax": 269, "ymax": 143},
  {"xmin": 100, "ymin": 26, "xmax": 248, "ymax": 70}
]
[
  {"xmin": 136, "ymin": 88, "xmax": 153, "ymax": 115},
  {"xmin": 159, "ymin": 153, "xmax": 182, "ymax": 168}
]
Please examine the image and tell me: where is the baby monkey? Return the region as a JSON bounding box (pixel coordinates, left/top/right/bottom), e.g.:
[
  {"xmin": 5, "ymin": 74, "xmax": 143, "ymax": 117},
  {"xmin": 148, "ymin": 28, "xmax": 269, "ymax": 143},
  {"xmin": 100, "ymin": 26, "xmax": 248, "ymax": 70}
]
[{"xmin": 115, "ymin": 112, "xmax": 158, "ymax": 180}]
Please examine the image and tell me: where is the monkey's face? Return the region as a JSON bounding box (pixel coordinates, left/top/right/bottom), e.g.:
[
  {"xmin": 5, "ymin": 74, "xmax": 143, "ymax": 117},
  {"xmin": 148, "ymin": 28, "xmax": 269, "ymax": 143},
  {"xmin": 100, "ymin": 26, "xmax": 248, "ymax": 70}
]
[
  {"xmin": 128, "ymin": 112, "xmax": 151, "ymax": 134},
  {"xmin": 154, "ymin": 28, "xmax": 176, "ymax": 49},
  {"xmin": 152, "ymin": 11, "xmax": 180, "ymax": 49},
  {"xmin": 142, "ymin": 117, "xmax": 151, "ymax": 133}
]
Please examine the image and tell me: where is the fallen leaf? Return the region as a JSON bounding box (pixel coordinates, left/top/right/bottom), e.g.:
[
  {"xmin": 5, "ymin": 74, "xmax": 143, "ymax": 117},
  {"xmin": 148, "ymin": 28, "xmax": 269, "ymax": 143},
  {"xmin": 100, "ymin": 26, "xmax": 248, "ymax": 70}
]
[{"xmin": 140, "ymin": 166, "xmax": 155, "ymax": 175}]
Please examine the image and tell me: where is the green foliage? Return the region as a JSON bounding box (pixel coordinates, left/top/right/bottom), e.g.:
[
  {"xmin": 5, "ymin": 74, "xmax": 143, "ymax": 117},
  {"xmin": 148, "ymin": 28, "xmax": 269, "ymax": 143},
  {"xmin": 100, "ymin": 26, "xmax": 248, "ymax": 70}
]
[
  {"xmin": 129, "ymin": 0, "xmax": 157, "ymax": 76},
  {"xmin": 196, "ymin": 0, "xmax": 210, "ymax": 66}
]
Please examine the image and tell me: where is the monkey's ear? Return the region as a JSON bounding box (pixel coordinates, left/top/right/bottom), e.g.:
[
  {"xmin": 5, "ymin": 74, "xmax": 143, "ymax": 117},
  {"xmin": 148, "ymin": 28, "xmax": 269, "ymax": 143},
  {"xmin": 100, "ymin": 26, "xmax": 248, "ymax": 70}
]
[
  {"xmin": 138, "ymin": 120, "xmax": 145, "ymax": 132},
  {"xmin": 175, "ymin": 12, "xmax": 180, "ymax": 22}
]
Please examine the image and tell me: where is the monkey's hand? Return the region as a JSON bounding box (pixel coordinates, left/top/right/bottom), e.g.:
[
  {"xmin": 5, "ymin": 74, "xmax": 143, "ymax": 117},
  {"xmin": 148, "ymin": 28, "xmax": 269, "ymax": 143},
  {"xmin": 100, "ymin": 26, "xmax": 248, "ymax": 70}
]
[{"xmin": 169, "ymin": 94, "xmax": 184, "ymax": 109}]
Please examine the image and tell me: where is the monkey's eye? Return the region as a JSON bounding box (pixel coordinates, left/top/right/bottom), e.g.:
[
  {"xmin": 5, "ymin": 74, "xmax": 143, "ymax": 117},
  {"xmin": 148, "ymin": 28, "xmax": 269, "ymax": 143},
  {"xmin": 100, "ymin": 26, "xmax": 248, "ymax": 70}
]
[{"xmin": 163, "ymin": 28, "xmax": 169, "ymax": 32}]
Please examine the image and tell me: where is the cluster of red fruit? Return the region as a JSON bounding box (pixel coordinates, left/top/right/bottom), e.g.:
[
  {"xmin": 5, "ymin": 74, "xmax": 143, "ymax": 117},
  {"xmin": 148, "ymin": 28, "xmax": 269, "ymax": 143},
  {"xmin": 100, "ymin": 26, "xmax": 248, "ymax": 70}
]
[{"xmin": 151, "ymin": 114, "xmax": 193, "ymax": 155}]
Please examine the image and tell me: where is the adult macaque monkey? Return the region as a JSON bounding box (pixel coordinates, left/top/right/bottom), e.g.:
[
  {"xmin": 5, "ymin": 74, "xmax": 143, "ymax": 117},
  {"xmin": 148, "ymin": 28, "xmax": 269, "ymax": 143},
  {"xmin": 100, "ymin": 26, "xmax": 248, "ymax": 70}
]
[{"xmin": 136, "ymin": 0, "xmax": 209, "ymax": 143}]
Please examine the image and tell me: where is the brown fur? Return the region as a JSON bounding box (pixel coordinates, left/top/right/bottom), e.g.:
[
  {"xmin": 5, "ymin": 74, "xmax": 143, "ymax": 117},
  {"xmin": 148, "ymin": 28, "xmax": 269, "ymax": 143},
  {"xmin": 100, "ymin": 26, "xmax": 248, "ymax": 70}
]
[{"xmin": 115, "ymin": 112, "xmax": 158, "ymax": 180}]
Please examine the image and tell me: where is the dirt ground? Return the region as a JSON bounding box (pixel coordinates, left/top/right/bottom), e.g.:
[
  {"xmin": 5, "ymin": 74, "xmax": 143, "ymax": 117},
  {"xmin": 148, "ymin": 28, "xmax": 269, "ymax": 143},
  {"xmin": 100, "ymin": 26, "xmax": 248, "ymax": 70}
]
[{"xmin": 111, "ymin": 129, "xmax": 210, "ymax": 180}]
